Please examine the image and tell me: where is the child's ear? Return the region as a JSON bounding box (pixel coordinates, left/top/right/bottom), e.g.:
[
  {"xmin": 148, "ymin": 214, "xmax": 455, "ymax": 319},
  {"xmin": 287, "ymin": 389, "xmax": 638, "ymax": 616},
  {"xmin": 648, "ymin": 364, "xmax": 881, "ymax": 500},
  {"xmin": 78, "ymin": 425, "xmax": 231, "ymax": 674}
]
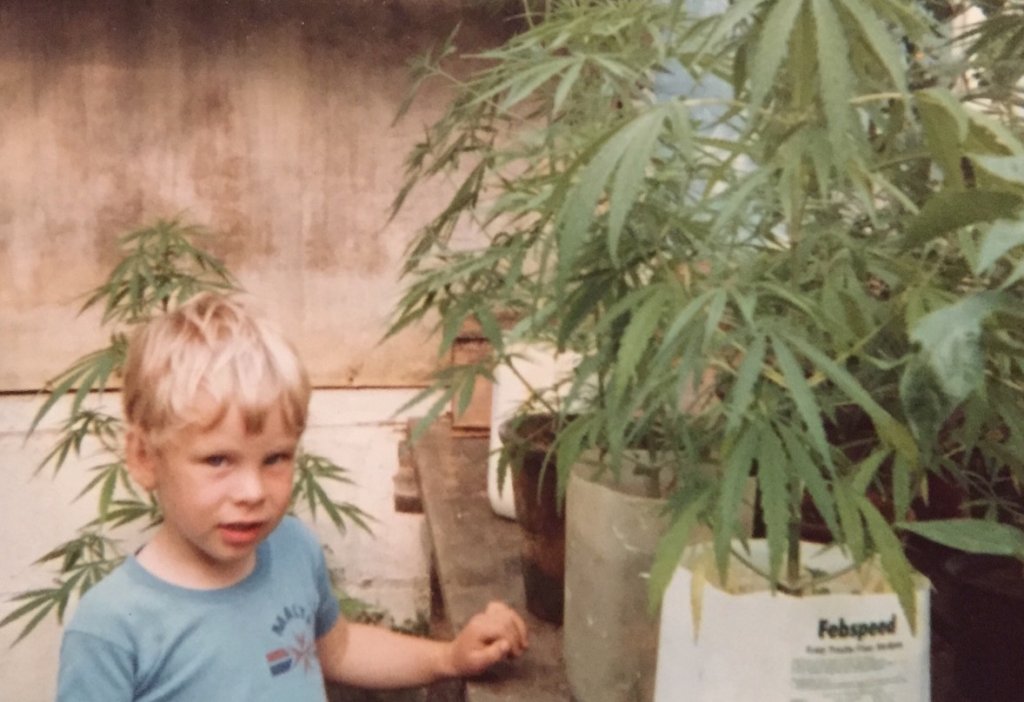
[{"xmin": 125, "ymin": 427, "xmax": 159, "ymax": 491}]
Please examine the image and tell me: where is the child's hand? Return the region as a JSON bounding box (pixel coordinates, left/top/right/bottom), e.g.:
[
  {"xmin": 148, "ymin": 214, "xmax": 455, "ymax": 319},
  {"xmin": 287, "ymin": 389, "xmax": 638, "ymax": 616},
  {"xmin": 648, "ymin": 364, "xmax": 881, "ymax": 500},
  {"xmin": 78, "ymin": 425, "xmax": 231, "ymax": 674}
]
[{"xmin": 447, "ymin": 601, "xmax": 529, "ymax": 677}]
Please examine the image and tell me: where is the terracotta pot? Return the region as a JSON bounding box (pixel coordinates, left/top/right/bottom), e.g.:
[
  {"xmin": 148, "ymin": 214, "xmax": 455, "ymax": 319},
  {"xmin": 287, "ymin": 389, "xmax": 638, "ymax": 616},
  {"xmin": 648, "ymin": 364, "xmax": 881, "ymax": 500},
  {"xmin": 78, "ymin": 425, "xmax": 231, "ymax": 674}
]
[{"xmin": 500, "ymin": 414, "xmax": 565, "ymax": 625}]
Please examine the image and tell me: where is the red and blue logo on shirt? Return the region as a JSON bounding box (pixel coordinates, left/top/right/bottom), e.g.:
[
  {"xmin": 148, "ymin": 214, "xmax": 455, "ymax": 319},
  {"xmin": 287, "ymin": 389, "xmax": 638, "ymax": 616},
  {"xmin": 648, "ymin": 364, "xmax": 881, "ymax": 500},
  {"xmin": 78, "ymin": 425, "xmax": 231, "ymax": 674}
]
[
  {"xmin": 266, "ymin": 648, "xmax": 293, "ymax": 676},
  {"xmin": 265, "ymin": 632, "xmax": 316, "ymax": 677}
]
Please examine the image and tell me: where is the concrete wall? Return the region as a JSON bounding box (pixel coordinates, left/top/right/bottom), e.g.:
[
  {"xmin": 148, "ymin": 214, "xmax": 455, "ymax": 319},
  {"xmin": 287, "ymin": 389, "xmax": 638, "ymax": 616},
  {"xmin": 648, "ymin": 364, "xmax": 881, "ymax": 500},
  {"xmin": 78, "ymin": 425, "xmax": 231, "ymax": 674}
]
[
  {"xmin": 0, "ymin": 2, "xmax": 514, "ymax": 698},
  {"xmin": 0, "ymin": 388, "xmax": 431, "ymax": 701},
  {"xmin": 0, "ymin": 0, "xmax": 510, "ymax": 390}
]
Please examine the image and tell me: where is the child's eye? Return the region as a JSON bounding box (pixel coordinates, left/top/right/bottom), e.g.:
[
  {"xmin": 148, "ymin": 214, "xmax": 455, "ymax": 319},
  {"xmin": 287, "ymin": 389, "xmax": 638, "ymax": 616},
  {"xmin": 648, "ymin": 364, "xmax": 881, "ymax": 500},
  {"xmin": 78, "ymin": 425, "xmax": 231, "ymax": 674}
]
[
  {"xmin": 263, "ymin": 452, "xmax": 293, "ymax": 467},
  {"xmin": 204, "ymin": 454, "xmax": 229, "ymax": 468}
]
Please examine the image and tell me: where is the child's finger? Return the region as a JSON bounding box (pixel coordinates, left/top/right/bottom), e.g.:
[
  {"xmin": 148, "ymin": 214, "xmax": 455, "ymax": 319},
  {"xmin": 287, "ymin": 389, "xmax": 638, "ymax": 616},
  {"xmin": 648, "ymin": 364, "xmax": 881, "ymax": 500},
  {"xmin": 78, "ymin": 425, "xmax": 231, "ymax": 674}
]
[
  {"xmin": 508, "ymin": 610, "xmax": 528, "ymax": 651},
  {"xmin": 484, "ymin": 602, "xmax": 528, "ymax": 645},
  {"xmin": 470, "ymin": 638, "xmax": 511, "ymax": 672},
  {"xmin": 500, "ymin": 619, "xmax": 525, "ymax": 656},
  {"xmin": 481, "ymin": 642, "xmax": 509, "ymax": 667}
]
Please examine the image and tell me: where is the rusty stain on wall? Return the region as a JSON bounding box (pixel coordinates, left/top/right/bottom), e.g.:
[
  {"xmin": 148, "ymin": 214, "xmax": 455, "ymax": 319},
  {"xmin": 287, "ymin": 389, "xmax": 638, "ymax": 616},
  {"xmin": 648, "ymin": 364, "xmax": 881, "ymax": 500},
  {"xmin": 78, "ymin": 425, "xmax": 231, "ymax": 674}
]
[{"xmin": 0, "ymin": 0, "xmax": 514, "ymax": 390}]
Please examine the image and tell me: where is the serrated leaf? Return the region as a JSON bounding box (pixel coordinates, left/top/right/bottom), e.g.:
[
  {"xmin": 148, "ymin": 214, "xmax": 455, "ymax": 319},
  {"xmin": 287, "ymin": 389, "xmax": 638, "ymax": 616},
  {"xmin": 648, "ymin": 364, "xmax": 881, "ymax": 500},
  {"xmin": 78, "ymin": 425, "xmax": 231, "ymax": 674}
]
[
  {"xmin": 558, "ymin": 104, "xmax": 681, "ymax": 274},
  {"xmin": 771, "ymin": 335, "xmax": 832, "ymax": 469},
  {"xmin": 757, "ymin": 427, "xmax": 790, "ymax": 583},
  {"xmin": 500, "ymin": 58, "xmax": 576, "ymax": 111},
  {"xmin": 612, "ymin": 286, "xmax": 667, "ymax": 403},
  {"xmin": 976, "ymin": 218, "xmax": 1024, "ymax": 275},
  {"xmin": 891, "ymin": 453, "xmax": 912, "ymax": 522},
  {"xmin": 838, "ymin": 0, "xmax": 909, "ymax": 95},
  {"xmin": 2, "ymin": 597, "xmax": 57, "ymax": 645},
  {"xmin": 906, "ymin": 292, "xmax": 1000, "ymax": 409},
  {"xmin": 904, "ymin": 190, "xmax": 1023, "ymax": 249},
  {"xmin": 781, "ymin": 425, "xmax": 839, "ymax": 537},
  {"xmin": 557, "ymin": 277, "xmax": 611, "ymax": 347},
  {"xmin": 703, "ymin": 276, "xmax": 729, "ymax": 333},
  {"xmin": 97, "ymin": 467, "xmax": 119, "ymax": 522},
  {"xmin": 966, "ymin": 112, "xmax": 1024, "ymax": 158},
  {"xmin": 557, "ymin": 132, "xmax": 629, "ymax": 285},
  {"xmin": 554, "ymin": 416, "xmax": 591, "ymax": 500},
  {"xmin": 860, "ymin": 497, "xmax": 918, "ymax": 633},
  {"xmin": 1007, "ymin": 259, "xmax": 1024, "ymax": 288},
  {"xmin": 726, "ymin": 335, "xmax": 767, "ymax": 432},
  {"xmin": 552, "ymin": 59, "xmax": 585, "ymax": 114},
  {"xmin": 898, "ymin": 519, "xmax": 1024, "ymax": 559},
  {"xmin": 851, "ymin": 449, "xmax": 887, "ymax": 495},
  {"xmin": 916, "ymin": 89, "xmax": 969, "ymax": 188},
  {"xmin": 749, "ymin": 0, "xmax": 805, "ymax": 112},
  {"xmin": 454, "ymin": 374, "xmax": 478, "ymax": 418},
  {"xmin": 695, "ymin": 0, "xmax": 766, "ymax": 62},
  {"xmin": 653, "ymin": 291, "xmax": 716, "ymax": 369},
  {"xmin": 28, "ymin": 365, "xmax": 89, "ymax": 436},
  {"xmin": 648, "ymin": 487, "xmax": 711, "ymax": 613},
  {"xmin": 972, "ymin": 154, "xmax": 1024, "ymax": 189},
  {"xmin": 811, "ymin": 0, "xmax": 855, "ymax": 162},
  {"xmin": 608, "ymin": 109, "xmax": 671, "ymax": 261},
  {"xmin": 835, "ymin": 480, "xmax": 865, "ymax": 560},
  {"xmin": 784, "ymin": 332, "xmax": 918, "ymax": 466},
  {"xmin": 714, "ymin": 426, "xmax": 759, "ymax": 576}
]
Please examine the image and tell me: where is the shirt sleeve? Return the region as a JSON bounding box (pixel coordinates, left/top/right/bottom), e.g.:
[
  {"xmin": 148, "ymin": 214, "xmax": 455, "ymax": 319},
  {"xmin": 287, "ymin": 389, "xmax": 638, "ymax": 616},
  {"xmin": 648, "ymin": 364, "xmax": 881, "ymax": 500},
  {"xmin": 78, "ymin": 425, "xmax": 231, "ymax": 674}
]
[
  {"xmin": 285, "ymin": 516, "xmax": 341, "ymax": 638},
  {"xmin": 56, "ymin": 630, "xmax": 135, "ymax": 702}
]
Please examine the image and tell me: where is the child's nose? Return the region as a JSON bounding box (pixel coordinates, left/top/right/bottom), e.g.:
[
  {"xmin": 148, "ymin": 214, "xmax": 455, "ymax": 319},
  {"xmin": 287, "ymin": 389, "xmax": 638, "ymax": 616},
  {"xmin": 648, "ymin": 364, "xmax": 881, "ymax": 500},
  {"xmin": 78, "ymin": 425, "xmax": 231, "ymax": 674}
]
[{"xmin": 233, "ymin": 465, "xmax": 267, "ymax": 504}]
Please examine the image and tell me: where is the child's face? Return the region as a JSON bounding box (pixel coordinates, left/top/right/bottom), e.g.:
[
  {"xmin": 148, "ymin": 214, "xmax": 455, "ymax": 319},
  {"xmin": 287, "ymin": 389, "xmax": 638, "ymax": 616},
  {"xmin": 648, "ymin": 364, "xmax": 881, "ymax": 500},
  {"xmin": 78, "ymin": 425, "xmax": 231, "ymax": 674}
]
[{"xmin": 139, "ymin": 400, "xmax": 299, "ymax": 585}]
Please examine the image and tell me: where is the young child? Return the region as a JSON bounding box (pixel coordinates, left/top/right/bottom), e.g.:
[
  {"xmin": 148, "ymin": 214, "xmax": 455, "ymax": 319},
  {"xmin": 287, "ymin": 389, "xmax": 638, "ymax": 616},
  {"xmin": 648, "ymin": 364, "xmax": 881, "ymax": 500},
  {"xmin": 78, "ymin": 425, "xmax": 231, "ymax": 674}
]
[{"xmin": 56, "ymin": 293, "xmax": 528, "ymax": 701}]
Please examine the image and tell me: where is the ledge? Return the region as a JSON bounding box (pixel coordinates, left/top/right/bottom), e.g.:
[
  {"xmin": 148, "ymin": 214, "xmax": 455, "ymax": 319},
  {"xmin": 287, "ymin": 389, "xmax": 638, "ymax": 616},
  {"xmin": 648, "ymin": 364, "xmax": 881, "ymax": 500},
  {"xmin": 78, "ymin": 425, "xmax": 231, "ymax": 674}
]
[{"xmin": 409, "ymin": 418, "xmax": 571, "ymax": 702}]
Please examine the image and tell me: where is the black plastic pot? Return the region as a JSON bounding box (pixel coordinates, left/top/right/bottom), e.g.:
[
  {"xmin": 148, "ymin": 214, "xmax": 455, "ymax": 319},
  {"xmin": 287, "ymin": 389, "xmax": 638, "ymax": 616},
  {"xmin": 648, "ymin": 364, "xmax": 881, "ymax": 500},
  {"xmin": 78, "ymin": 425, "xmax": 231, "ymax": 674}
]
[
  {"xmin": 938, "ymin": 553, "xmax": 1024, "ymax": 702},
  {"xmin": 909, "ymin": 531, "xmax": 1024, "ymax": 702}
]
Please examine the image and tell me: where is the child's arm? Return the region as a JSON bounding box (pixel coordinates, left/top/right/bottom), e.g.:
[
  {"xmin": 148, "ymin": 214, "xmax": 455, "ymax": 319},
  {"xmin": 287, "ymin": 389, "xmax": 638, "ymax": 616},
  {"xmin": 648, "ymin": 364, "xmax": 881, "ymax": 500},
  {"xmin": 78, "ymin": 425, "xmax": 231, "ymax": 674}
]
[{"xmin": 316, "ymin": 600, "xmax": 528, "ymax": 688}]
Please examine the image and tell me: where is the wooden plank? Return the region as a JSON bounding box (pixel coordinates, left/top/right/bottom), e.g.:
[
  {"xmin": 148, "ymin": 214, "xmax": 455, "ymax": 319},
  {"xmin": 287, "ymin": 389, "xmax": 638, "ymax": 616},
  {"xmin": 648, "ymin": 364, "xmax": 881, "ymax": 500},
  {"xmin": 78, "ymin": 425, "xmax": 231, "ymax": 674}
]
[{"xmin": 410, "ymin": 418, "xmax": 571, "ymax": 702}]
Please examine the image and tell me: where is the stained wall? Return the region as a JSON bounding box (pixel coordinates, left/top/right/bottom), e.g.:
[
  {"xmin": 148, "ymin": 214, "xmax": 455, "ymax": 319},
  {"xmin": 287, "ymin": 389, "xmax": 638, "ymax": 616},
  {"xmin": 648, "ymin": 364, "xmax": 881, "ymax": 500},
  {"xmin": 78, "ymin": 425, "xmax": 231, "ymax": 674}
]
[{"xmin": 0, "ymin": 0, "xmax": 509, "ymax": 390}]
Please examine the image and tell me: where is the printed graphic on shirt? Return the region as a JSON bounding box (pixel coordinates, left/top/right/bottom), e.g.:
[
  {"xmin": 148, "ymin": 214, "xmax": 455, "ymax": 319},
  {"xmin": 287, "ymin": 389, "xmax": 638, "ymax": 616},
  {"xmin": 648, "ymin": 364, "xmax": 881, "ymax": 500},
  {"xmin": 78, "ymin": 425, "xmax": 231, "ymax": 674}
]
[
  {"xmin": 266, "ymin": 603, "xmax": 318, "ymax": 678},
  {"xmin": 266, "ymin": 648, "xmax": 293, "ymax": 677},
  {"xmin": 265, "ymin": 633, "xmax": 317, "ymax": 677}
]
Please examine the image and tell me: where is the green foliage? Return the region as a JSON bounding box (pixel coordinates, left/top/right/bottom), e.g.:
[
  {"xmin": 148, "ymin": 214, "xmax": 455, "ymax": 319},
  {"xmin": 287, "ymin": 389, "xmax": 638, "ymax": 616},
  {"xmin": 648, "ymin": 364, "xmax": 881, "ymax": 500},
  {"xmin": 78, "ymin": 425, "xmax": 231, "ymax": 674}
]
[
  {"xmin": 293, "ymin": 452, "xmax": 375, "ymax": 535},
  {"xmin": 0, "ymin": 533, "xmax": 120, "ymax": 645},
  {"xmin": 2, "ymin": 219, "xmax": 371, "ymax": 644},
  {"xmin": 392, "ymin": 0, "xmax": 1024, "ymax": 625},
  {"xmin": 900, "ymin": 518, "xmax": 1024, "ymax": 559}
]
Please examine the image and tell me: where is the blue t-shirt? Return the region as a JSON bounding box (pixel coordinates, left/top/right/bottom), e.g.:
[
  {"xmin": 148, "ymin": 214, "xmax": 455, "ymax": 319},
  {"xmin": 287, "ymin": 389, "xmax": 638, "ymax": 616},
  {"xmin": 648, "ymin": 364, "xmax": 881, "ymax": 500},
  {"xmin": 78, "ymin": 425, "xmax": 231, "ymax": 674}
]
[{"xmin": 56, "ymin": 516, "xmax": 341, "ymax": 702}]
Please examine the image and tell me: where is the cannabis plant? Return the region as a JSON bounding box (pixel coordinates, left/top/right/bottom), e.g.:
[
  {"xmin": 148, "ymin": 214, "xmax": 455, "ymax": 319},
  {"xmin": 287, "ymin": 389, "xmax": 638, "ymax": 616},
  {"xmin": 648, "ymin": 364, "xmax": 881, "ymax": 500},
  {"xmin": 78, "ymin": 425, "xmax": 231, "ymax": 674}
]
[
  {"xmin": 391, "ymin": 0, "xmax": 1024, "ymax": 625},
  {"xmin": 1, "ymin": 219, "xmax": 370, "ymax": 643}
]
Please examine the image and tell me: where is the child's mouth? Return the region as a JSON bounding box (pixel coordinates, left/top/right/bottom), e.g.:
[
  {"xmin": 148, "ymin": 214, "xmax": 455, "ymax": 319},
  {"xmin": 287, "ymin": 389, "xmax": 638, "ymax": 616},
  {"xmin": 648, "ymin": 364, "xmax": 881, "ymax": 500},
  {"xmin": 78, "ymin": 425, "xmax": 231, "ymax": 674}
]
[{"xmin": 219, "ymin": 521, "xmax": 264, "ymax": 546}]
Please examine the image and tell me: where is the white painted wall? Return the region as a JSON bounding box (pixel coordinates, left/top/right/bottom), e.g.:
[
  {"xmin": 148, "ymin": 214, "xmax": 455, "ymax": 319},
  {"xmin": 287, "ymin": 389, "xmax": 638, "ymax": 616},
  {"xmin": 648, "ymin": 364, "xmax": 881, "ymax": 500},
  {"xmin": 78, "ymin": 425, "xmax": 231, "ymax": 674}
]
[{"xmin": 0, "ymin": 388, "xmax": 430, "ymax": 702}]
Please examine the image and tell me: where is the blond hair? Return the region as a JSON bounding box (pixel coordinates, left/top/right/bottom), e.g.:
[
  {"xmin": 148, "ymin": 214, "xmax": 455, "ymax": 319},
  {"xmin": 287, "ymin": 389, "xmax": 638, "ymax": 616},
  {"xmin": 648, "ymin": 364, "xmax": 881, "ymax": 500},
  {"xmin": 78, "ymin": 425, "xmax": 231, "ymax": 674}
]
[{"xmin": 122, "ymin": 292, "xmax": 310, "ymax": 444}]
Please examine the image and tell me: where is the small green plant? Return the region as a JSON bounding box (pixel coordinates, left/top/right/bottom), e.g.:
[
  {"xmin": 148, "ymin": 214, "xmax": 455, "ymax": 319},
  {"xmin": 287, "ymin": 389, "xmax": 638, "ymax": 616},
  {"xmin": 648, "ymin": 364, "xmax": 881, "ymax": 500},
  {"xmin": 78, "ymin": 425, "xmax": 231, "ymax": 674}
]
[{"xmin": 1, "ymin": 219, "xmax": 371, "ymax": 643}]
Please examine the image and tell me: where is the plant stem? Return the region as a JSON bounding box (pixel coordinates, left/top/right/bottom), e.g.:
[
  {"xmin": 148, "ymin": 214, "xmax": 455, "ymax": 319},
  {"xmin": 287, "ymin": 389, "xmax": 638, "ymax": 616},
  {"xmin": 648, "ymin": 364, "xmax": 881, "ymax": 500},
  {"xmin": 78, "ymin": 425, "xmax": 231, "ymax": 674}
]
[
  {"xmin": 787, "ymin": 472, "xmax": 804, "ymax": 585},
  {"xmin": 731, "ymin": 545, "xmax": 866, "ymax": 596},
  {"xmin": 505, "ymin": 357, "xmax": 560, "ymax": 416}
]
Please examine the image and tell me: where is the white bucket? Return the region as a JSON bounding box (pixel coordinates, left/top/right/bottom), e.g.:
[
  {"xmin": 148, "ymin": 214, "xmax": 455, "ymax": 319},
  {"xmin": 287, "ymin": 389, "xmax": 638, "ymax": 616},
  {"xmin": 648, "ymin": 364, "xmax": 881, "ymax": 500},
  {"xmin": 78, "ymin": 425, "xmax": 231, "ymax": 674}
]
[{"xmin": 486, "ymin": 343, "xmax": 580, "ymax": 519}]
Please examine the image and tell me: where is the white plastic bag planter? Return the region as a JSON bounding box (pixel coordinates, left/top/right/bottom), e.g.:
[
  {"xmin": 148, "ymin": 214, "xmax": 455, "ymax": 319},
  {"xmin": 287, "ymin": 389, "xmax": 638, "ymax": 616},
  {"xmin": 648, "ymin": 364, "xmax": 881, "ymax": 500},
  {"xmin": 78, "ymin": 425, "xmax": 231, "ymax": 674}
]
[
  {"xmin": 563, "ymin": 459, "xmax": 670, "ymax": 702},
  {"xmin": 654, "ymin": 540, "xmax": 930, "ymax": 702}
]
